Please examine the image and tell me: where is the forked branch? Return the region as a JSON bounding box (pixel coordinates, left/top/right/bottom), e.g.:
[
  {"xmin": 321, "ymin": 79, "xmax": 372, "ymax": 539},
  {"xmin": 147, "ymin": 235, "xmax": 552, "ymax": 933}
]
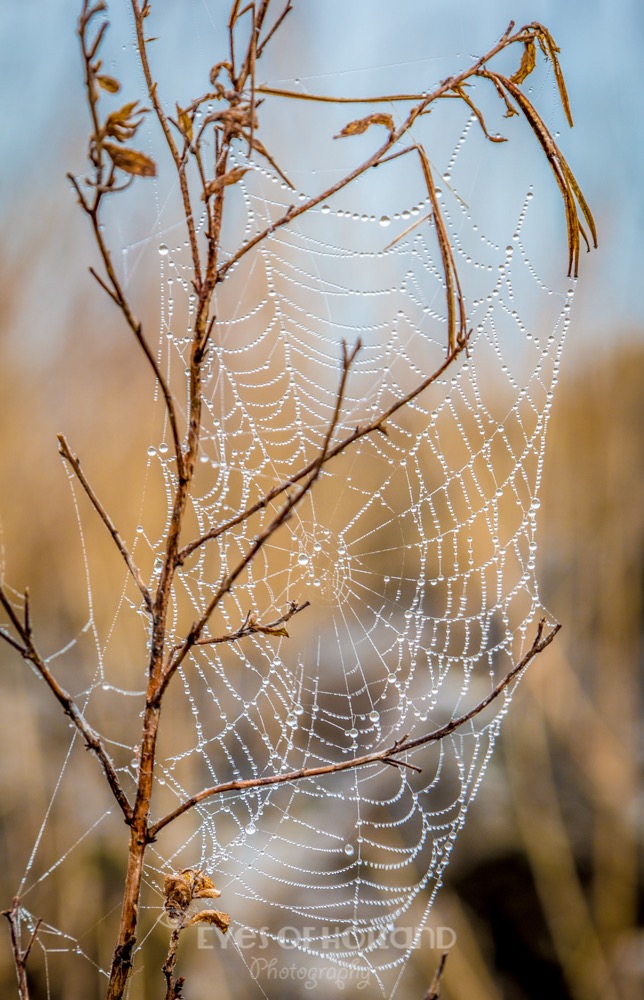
[
  {"xmin": 0, "ymin": 586, "xmax": 133, "ymax": 824},
  {"xmin": 1, "ymin": 897, "xmax": 42, "ymax": 1000},
  {"xmin": 149, "ymin": 619, "xmax": 560, "ymax": 838},
  {"xmin": 159, "ymin": 339, "xmax": 361, "ymax": 694}
]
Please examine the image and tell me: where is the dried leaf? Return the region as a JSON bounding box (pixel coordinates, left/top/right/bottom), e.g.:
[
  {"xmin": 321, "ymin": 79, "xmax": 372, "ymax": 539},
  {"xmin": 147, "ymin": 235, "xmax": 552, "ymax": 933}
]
[
  {"xmin": 103, "ymin": 100, "xmax": 145, "ymax": 141},
  {"xmin": 247, "ymin": 135, "xmax": 294, "ymax": 189},
  {"xmin": 176, "ymin": 103, "xmax": 193, "ymax": 143},
  {"xmin": 451, "ymin": 85, "xmax": 506, "ymax": 143},
  {"xmin": 194, "ymin": 886, "xmax": 222, "ymax": 900},
  {"xmin": 335, "ymin": 112, "xmax": 395, "ymax": 139},
  {"xmin": 531, "ymin": 23, "xmax": 573, "ymax": 127},
  {"xmin": 96, "ymin": 74, "xmax": 121, "ymax": 94},
  {"xmin": 492, "ymin": 72, "xmax": 597, "ymax": 276},
  {"xmin": 185, "ymin": 910, "xmax": 230, "ymax": 933},
  {"xmin": 202, "ymin": 166, "xmax": 249, "ymax": 199},
  {"xmin": 510, "ymin": 39, "xmax": 537, "ymax": 85},
  {"xmin": 255, "ymin": 624, "xmax": 290, "ymax": 638},
  {"xmin": 104, "ymin": 142, "xmax": 157, "ymax": 177}
]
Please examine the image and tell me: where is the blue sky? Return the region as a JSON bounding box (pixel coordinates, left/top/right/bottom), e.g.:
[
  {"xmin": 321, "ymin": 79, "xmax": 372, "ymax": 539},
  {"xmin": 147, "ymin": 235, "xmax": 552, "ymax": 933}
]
[{"xmin": 1, "ymin": 0, "xmax": 642, "ymax": 340}]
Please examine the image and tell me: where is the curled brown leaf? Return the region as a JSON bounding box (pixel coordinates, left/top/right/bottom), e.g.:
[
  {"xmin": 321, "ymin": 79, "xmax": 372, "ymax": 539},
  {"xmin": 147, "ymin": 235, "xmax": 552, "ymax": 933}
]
[
  {"xmin": 103, "ymin": 142, "xmax": 157, "ymax": 177},
  {"xmin": 185, "ymin": 910, "xmax": 230, "ymax": 933},
  {"xmin": 96, "ymin": 73, "xmax": 121, "ymax": 94},
  {"xmin": 335, "ymin": 111, "xmax": 395, "ymax": 140},
  {"xmin": 510, "ymin": 39, "xmax": 537, "ymax": 85},
  {"xmin": 202, "ymin": 165, "xmax": 249, "ymax": 199}
]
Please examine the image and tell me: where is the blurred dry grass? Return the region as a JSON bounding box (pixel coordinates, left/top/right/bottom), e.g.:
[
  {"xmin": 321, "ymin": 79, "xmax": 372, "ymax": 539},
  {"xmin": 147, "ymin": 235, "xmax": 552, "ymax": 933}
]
[{"xmin": 0, "ymin": 205, "xmax": 641, "ymax": 1000}]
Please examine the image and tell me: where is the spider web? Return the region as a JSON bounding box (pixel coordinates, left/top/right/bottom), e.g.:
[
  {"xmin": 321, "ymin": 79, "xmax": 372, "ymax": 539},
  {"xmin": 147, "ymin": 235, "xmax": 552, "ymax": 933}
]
[{"xmin": 7, "ymin": 5, "xmax": 577, "ymax": 997}]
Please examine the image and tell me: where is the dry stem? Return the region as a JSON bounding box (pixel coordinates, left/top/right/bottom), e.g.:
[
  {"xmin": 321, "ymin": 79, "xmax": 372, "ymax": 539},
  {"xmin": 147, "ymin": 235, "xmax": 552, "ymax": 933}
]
[
  {"xmin": 1, "ymin": 898, "xmax": 42, "ymax": 1000},
  {"xmin": 0, "ymin": 4, "xmax": 597, "ymax": 999},
  {"xmin": 149, "ymin": 620, "xmax": 560, "ymax": 839}
]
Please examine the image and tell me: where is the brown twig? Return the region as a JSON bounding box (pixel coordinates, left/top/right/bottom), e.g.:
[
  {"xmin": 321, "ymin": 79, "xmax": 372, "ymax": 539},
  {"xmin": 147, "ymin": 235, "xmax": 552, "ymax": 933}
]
[
  {"xmin": 10, "ymin": 7, "xmax": 593, "ymax": 999},
  {"xmin": 424, "ymin": 951, "xmax": 449, "ymax": 1000},
  {"xmin": 178, "ymin": 334, "xmax": 469, "ymax": 566},
  {"xmin": 130, "ymin": 0, "xmax": 202, "ymax": 283},
  {"xmin": 159, "ymin": 340, "xmax": 361, "ymax": 695},
  {"xmin": 1, "ymin": 897, "xmax": 42, "ymax": 1000},
  {"xmin": 57, "ymin": 434, "xmax": 152, "ymax": 611},
  {"xmin": 217, "ymin": 22, "xmax": 523, "ymax": 282},
  {"xmin": 149, "ymin": 619, "xmax": 560, "ymax": 838},
  {"xmin": 192, "ymin": 599, "xmax": 310, "ymax": 648},
  {"xmin": 0, "ymin": 586, "xmax": 133, "ymax": 824}
]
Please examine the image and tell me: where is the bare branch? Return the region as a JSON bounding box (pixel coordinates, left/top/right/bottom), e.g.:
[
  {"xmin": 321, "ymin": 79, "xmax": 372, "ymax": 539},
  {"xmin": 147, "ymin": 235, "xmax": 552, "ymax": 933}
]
[
  {"xmin": 256, "ymin": 1, "xmax": 292, "ymax": 59},
  {"xmin": 129, "ymin": 0, "xmax": 202, "ymax": 283},
  {"xmin": 149, "ymin": 620, "xmax": 560, "ymax": 838},
  {"xmin": 159, "ymin": 341, "xmax": 361, "ymax": 695},
  {"xmin": 193, "ymin": 600, "xmax": 310, "ymax": 648},
  {"xmin": 1, "ymin": 896, "xmax": 42, "ymax": 1000},
  {"xmin": 57, "ymin": 434, "xmax": 152, "ymax": 612},
  {"xmin": 423, "ymin": 952, "xmax": 449, "ymax": 1000},
  {"xmin": 0, "ymin": 585, "xmax": 133, "ymax": 824},
  {"xmin": 178, "ymin": 335, "xmax": 468, "ymax": 565},
  {"xmin": 67, "ymin": 172, "xmax": 184, "ymax": 476},
  {"xmin": 217, "ymin": 22, "xmax": 521, "ymax": 282}
]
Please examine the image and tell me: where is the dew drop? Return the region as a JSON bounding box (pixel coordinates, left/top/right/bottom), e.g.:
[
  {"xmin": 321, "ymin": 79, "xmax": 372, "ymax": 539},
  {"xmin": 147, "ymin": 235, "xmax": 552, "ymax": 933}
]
[
  {"xmin": 344, "ymin": 843, "xmax": 355, "ymax": 856},
  {"xmin": 369, "ymin": 711, "xmax": 380, "ymax": 723},
  {"xmin": 379, "ymin": 215, "xmax": 391, "ymax": 227},
  {"xmin": 297, "ymin": 553, "xmax": 309, "ymax": 566},
  {"xmin": 320, "ymin": 204, "xmax": 330, "ymax": 214},
  {"xmin": 158, "ymin": 243, "xmax": 169, "ymax": 256},
  {"xmin": 346, "ymin": 727, "xmax": 358, "ymax": 739},
  {"xmin": 147, "ymin": 446, "xmax": 157, "ymax": 457}
]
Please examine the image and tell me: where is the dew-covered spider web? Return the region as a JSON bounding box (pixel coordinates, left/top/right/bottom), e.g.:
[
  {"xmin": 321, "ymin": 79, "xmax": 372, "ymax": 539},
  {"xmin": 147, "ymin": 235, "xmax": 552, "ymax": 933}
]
[{"xmin": 8, "ymin": 4, "xmax": 579, "ymax": 996}]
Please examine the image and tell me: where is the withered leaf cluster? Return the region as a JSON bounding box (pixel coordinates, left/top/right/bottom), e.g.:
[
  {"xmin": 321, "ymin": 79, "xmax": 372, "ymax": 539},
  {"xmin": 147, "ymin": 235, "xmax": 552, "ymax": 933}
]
[
  {"xmin": 80, "ymin": 1, "xmax": 157, "ymax": 181},
  {"xmin": 163, "ymin": 868, "xmax": 229, "ymax": 933}
]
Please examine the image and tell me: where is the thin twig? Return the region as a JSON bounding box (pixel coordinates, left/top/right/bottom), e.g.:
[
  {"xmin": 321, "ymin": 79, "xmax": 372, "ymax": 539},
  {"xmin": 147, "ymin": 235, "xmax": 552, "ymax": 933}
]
[
  {"xmin": 0, "ymin": 586, "xmax": 133, "ymax": 824},
  {"xmin": 149, "ymin": 620, "xmax": 559, "ymax": 838},
  {"xmin": 1, "ymin": 897, "xmax": 41, "ymax": 1000},
  {"xmin": 159, "ymin": 340, "xmax": 361, "ymax": 695},
  {"xmin": 67, "ymin": 172, "xmax": 184, "ymax": 476},
  {"xmin": 193, "ymin": 600, "xmax": 310, "ymax": 647},
  {"xmin": 178, "ymin": 335, "xmax": 468, "ymax": 565},
  {"xmin": 424, "ymin": 951, "xmax": 449, "ymax": 1000},
  {"xmin": 130, "ymin": 0, "xmax": 202, "ymax": 283},
  {"xmin": 58, "ymin": 435, "xmax": 152, "ymax": 612},
  {"xmin": 218, "ymin": 22, "xmax": 520, "ymax": 282}
]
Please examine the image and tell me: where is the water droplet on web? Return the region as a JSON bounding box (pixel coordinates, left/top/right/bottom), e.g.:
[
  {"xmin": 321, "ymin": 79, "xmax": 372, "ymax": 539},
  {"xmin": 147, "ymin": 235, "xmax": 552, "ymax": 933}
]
[
  {"xmin": 320, "ymin": 204, "xmax": 330, "ymax": 214},
  {"xmin": 147, "ymin": 446, "xmax": 157, "ymax": 457},
  {"xmin": 158, "ymin": 244, "xmax": 169, "ymax": 256},
  {"xmin": 379, "ymin": 216, "xmax": 391, "ymax": 227},
  {"xmin": 346, "ymin": 727, "xmax": 358, "ymax": 739},
  {"xmin": 297, "ymin": 553, "xmax": 309, "ymax": 566},
  {"xmin": 246, "ymin": 823, "xmax": 257, "ymax": 835},
  {"xmin": 344, "ymin": 843, "xmax": 355, "ymax": 856},
  {"xmin": 369, "ymin": 711, "xmax": 380, "ymax": 723}
]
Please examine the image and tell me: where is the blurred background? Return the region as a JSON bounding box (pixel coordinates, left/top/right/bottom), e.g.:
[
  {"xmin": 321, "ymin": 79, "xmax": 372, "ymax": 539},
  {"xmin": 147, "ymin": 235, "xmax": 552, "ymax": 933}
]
[{"xmin": 0, "ymin": 1, "xmax": 642, "ymax": 998}]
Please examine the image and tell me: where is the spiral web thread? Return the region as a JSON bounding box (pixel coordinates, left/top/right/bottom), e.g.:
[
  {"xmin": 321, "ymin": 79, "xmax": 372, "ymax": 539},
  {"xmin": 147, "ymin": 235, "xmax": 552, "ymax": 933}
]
[{"xmin": 10, "ymin": 17, "xmax": 576, "ymax": 997}]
